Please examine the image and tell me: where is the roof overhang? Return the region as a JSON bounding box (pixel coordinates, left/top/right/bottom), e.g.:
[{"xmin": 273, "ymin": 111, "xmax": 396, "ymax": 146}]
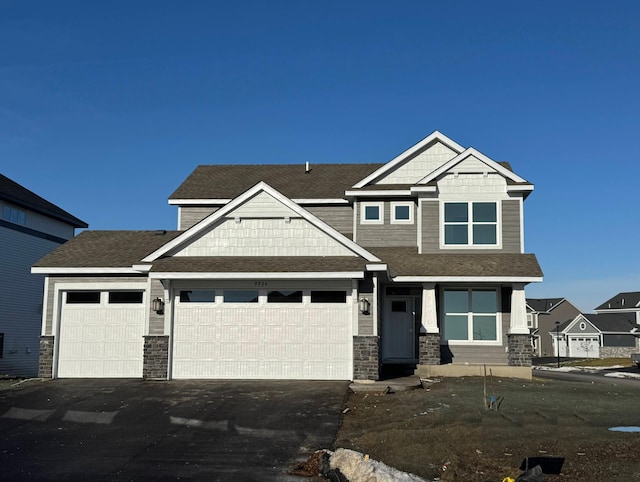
[
  {"xmin": 31, "ymin": 267, "xmax": 145, "ymax": 275},
  {"xmin": 170, "ymin": 198, "xmax": 350, "ymax": 205},
  {"xmin": 149, "ymin": 271, "xmax": 365, "ymax": 280},
  {"xmin": 392, "ymin": 276, "xmax": 543, "ymax": 283}
]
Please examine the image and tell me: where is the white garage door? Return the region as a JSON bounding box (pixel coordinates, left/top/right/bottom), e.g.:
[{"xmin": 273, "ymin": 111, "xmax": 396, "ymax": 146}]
[
  {"xmin": 57, "ymin": 290, "xmax": 145, "ymax": 378},
  {"xmin": 569, "ymin": 337, "xmax": 600, "ymax": 358},
  {"xmin": 172, "ymin": 288, "xmax": 353, "ymax": 380}
]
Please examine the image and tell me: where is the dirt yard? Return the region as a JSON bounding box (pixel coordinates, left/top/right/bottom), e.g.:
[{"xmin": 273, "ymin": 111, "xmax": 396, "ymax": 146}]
[{"xmin": 334, "ymin": 376, "xmax": 640, "ymax": 481}]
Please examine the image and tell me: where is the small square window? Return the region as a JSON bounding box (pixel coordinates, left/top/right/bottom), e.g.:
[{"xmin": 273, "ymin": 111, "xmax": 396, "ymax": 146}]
[
  {"xmin": 360, "ymin": 202, "xmax": 384, "ymax": 224},
  {"xmin": 391, "ymin": 202, "xmax": 413, "ymax": 224}
]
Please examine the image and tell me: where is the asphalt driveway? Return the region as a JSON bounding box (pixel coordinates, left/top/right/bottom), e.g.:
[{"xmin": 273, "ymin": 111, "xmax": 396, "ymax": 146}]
[{"xmin": 0, "ymin": 379, "xmax": 349, "ymax": 481}]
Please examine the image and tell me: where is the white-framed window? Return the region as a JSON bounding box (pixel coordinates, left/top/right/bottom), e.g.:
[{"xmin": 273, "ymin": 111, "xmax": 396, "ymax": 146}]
[
  {"xmin": 360, "ymin": 202, "xmax": 384, "ymax": 224},
  {"xmin": 2, "ymin": 205, "xmax": 26, "ymax": 226},
  {"xmin": 390, "ymin": 202, "xmax": 413, "ymax": 224},
  {"xmin": 443, "ymin": 202, "xmax": 498, "ymax": 246},
  {"xmin": 442, "ymin": 288, "xmax": 500, "ymax": 342}
]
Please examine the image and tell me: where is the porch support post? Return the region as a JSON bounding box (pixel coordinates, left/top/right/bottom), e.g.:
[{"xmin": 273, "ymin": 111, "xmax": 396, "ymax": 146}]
[
  {"xmin": 419, "ymin": 283, "xmax": 440, "ymax": 365},
  {"xmin": 509, "ymin": 283, "xmax": 529, "ymax": 335},
  {"xmin": 508, "ymin": 283, "xmax": 532, "ymax": 367}
]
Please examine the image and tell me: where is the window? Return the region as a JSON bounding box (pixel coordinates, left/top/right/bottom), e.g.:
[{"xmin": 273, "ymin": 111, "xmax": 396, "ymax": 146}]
[
  {"xmin": 180, "ymin": 290, "xmax": 216, "ymax": 302},
  {"xmin": 443, "ymin": 202, "xmax": 497, "ymax": 246},
  {"xmin": 223, "ymin": 290, "xmax": 259, "ymax": 303},
  {"xmin": 109, "ymin": 291, "xmax": 143, "ymax": 304},
  {"xmin": 391, "ymin": 202, "xmax": 413, "ymax": 224},
  {"xmin": 267, "ymin": 290, "xmax": 302, "ymax": 303},
  {"xmin": 66, "ymin": 291, "xmax": 101, "ymax": 304},
  {"xmin": 360, "ymin": 202, "xmax": 384, "ymax": 224},
  {"xmin": 2, "ymin": 205, "xmax": 26, "ymax": 225},
  {"xmin": 311, "ymin": 291, "xmax": 347, "ymax": 303},
  {"xmin": 443, "ymin": 289, "xmax": 498, "ymax": 342}
]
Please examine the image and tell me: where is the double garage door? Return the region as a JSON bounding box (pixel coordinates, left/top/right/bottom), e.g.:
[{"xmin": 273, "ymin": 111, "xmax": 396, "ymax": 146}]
[
  {"xmin": 172, "ymin": 287, "xmax": 353, "ymax": 380},
  {"xmin": 568, "ymin": 336, "xmax": 600, "ymax": 358},
  {"xmin": 57, "ymin": 285, "xmax": 353, "ymax": 380}
]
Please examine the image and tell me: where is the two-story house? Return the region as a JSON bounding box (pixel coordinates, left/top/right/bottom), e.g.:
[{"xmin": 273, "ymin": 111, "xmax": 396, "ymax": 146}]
[
  {"xmin": 32, "ymin": 131, "xmax": 542, "ymax": 381},
  {"xmin": 1, "ymin": 174, "xmax": 87, "ymax": 377},
  {"xmin": 526, "ymin": 298, "xmax": 581, "ymax": 357},
  {"xmin": 595, "ymin": 292, "xmax": 640, "ymax": 325}
]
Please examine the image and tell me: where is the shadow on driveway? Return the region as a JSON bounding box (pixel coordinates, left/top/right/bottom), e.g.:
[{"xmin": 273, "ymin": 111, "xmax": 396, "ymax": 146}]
[{"xmin": 0, "ymin": 379, "xmax": 349, "ymax": 481}]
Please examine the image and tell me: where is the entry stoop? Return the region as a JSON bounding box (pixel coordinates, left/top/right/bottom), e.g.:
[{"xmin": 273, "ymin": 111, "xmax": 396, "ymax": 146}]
[{"xmin": 349, "ymin": 374, "xmax": 423, "ymax": 393}]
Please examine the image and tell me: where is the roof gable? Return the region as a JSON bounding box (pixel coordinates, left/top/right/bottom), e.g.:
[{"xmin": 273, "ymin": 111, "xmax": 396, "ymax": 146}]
[
  {"xmin": 352, "ymin": 131, "xmax": 465, "ymax": 188},
  {"xmin": 145, "ymin": 182, "xmax": 380, "ymax": 262},
  {"xmin": 595, "ymin": 291, "xmax": 640, "ymax": 310},
  {"xmin": 564, "ymin": 314, "xmax": 599, "ymax": 334},
  {"xmin": 417, "ymin": 147, "xmax": 529, "ymax": 185}
]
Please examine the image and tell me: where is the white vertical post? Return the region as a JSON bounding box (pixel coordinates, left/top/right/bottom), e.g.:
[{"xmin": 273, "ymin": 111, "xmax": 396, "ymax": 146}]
[
  {"xmin": 421, "ymin": 283, "xmax": 438, "ymax": 334},
  {"xmin": 509, "ymin": 283, "xmax": 529, "ymax": 334}
]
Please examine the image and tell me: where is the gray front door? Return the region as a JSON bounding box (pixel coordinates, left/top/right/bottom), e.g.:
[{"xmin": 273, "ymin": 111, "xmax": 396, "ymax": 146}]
[{"xmin": 382, "ymin": 297, "xmax": 416, "ymax": 362}]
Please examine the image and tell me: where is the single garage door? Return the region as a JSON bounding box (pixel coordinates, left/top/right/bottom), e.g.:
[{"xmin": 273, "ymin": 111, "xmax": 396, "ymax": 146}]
[
  {"xmin": 568, "ymin": 336, "xmax": 600, "ymax": 358},
  {"xmin": 172, "ymin": 288, "xmax": 353, "ymax": 380},
  {"xmin": 57, "ymin": 290, "xmax": 145, "ymax": 377}
]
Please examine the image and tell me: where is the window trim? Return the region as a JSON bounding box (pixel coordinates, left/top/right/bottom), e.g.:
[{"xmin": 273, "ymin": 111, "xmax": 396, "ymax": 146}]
[
  {"xmin": 441, "ymin": 287, "xmax": 502, "ymax": 345},
  {"xmin": 390, "ymin": 202, "xmax": 414, "ymax": 224},
  {"xmin": 360, "ymin": 202, "xmax": 384, "ymax": 225},
  {"xmin": 440, "ymin": 201, "xmax": 501, "ymax": 248}
]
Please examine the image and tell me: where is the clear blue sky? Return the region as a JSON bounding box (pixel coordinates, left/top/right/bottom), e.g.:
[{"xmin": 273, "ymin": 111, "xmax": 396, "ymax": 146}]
[{"xmin": 2, "ymin": 1, "xmax": 639, "ymax": 311}]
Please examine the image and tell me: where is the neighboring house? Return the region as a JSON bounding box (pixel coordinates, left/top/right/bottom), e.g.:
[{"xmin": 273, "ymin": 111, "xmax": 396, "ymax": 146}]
[
  {"xmin": 595, "ymin": 291, "xmax": 640, "ymax": 325},
  {"xmin": 0, "ymin": 174, "xmax": 87, "ymax": 377},
  {"xmin": 526, "ymin": 298, "xmax": 581, "ymax": 357},
  {"xmin": 32, "ymin": 131, "xmax": 543, "ymax": 381},
  {"xmin": 551, "ymin": 313, "xmax": 638, "ymax": 358}
]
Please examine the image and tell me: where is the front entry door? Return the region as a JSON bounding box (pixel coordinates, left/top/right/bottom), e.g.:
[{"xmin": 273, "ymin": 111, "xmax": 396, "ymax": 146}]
[{"xmin": 382, "ymin": 297, "xmax": 416, "ymax": 362}]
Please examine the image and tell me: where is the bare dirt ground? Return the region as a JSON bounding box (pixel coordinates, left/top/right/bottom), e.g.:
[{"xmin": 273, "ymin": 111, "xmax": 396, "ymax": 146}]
[{"xmin": 334, "ymin": 376, "xmax": 640, "ymax": 481}]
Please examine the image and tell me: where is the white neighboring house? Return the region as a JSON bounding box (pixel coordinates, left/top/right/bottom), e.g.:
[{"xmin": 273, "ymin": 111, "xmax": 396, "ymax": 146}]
[
  {"xmin": 0, "ymin": 174, "xmax": 87, "ymax": 377},
  {"xmin": 551, "ymin": 313, "xmax": 638, "ymax": 359}
]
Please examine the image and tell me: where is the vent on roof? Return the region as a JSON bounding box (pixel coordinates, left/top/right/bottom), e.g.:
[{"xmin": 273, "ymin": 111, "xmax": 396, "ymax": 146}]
[
  {"xmin": 155, "ymin": 230, "xmax": 167, "ymax": 235},
  {"xmin": 622, "ymin": 298, "xmax": 625, "ymax": 306},
  {"xmin": 305, "ymin": 161, "xmax": 310, "ymax": 174}
]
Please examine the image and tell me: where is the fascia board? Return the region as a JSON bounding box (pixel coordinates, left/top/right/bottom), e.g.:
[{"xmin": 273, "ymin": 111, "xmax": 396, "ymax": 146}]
[
  {"xmin": 344, "ymin": 190, "xmax": 412, "ymax": 197},
  {"xmin": 506, "ymin": 185, "xmax": 534, "ymax": 192},
  {"xmin": 392, "ymin": 275, "xmax": 543, "ymax": 283},
  {"xmin": 365, "ymin": 263, "xmax": 388, "ymax": 271},
  {"xmin": 149, "ymin": 271, "xmax": 365, "ymax": 280},
  {"xmin": 417, "ymin": 148, "xmax": 529, "ymax": 185},
  {"xmin": 352, "ymin": 131, "xmax": 465, "ymax": 188},
  {"xmin": 410, "ymin": 186, "xmax": 437, "ymax": 193},
  {"xmin": 132, "ymin": 264, "xmax": 153, "ymax": 272},
  {"xmin": 31, "ymin": 267, "xmax": 142, "ymax": 274},
  {"xmin": 292, "ymin": 199, "xmax": 349, "ymax": 204},
  {"xmin": 168, "ymin": 199, "xmax": 232, "ymax": 205},
  {"xmin": 146, "ymin": 181, "xmax": 381, "ymax": 263}
]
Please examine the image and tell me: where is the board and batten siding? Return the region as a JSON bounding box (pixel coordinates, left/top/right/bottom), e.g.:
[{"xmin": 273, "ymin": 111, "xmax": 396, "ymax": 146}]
[
  {"xmin": 355, "ymin": 201, "xmax": 417, "ymax": 247},
  {"xmin": 420, "ymin": 199, "xmax": 521, "ymax": 253},
  {"xmin": 179, "ymin": 207, "xmax": 219, "ymax": 230},
  {"xmin": 304, "ymin": 205, "xmax": 353, "ymax": 238},
  {"xmin": 0, "ymin": 226, "xmax": 63, "ymax": 376},
  {"xmin": 44, "ymin": 276, "xmax": 148, "ymax": 336}
]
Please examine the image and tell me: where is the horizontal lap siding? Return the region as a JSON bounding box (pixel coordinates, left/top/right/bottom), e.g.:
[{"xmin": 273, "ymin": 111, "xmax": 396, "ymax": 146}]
[
  {"xmin": 356, "ymin": 202, "xmax": 417, "ymax": 247},
  {"xmin": 304, "ymin": 205, "xmax": 353, "ymax": 238},
  {"xmin": 501, "ymin": 200, "xmax": 521, "ymax": 253},
  {"xmin": 179, "ymin": 207, "xmax": 219, "ymax": 230}
]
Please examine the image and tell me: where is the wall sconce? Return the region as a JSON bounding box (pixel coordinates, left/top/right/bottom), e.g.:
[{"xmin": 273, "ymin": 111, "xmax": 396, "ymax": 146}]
[
  {"xmin": 152, "ymin": 297, "xmax": 165, "ymax": 314},
  {"xmin": 359, "ymin": 297, "xmax": 371, "ymax": 315}
]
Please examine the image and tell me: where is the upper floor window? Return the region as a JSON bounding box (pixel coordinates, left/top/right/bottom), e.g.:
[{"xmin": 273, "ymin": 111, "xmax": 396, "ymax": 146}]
[
  {"xmin": 443, "ymin": 202, "xmax": 497, "ymax": 246},
  {"xmin": 360, "ymin": 202, "xmax": 384, "ymax": 225},
  {"xmin": 2, "ymin": 205, "xmax": 26, "ymax": 226},
  {"xmin": 391, "ymin": 202, "xmax": 413, "ymax": 224}
]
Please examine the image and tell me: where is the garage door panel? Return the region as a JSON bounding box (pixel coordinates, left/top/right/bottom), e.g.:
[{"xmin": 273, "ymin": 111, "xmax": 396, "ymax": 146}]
[
  {"xmin": 173, "ymin": 291, "xmax": 353, "ymax": 380},
  {"xmin": 58, "ymin": 294, "xmax": 144, "ymax": 378}
]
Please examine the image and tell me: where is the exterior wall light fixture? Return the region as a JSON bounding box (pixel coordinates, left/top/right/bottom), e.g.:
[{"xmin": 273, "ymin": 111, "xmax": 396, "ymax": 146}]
[
  {"xmin": 359, "ymin": 297, "xmax": 371, "ymax": 315},
  {"xmin": 152, "ymin": 297, "xmax": 165, "ymax": 314}
]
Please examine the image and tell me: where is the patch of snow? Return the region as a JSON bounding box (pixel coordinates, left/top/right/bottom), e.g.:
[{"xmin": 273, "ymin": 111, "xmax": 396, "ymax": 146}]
[
  {"xmin": 603, "ymin": 372, "xmax": 640, "ymax": 380},
  {"xmin": 609, "ymin": 426, "xmax": 640, "ymax": 432},
  {"xmin": 329, "ymin": 448, "xmax": 427, "ymax": 482},
  {"xmin": 533, "ymin": 366, "xmax": 577, "ymax": 372}
]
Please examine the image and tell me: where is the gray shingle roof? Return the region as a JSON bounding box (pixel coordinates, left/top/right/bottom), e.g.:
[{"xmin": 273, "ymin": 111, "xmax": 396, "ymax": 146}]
[
  {"xmin": 0, "ymin": 173, "xmax": 87, "ymax": 228},
  {"xmin": 526, "ymin": 298, "xmax": 565, "ymax": 312},
  {"xmin": 582, "ymin": 313, "xmax": 638, "ymax": 333},
  {"xmin": 595, "ymin": 292, "xmax": 640, "ymax": 310},
  {"xmin": 151, "ymin": 256, "xmax": 367, "ymax": 273},
  {"xmin": 169, "ymin": 164, "xmax": 384, "ymax": 200},
  {"xmin": 33, "ymin": 230, "xmax": 181, "ymax": 268},
  {"xmin": 369, "ymin": 248, "xmax": 543, "ymax": 278}
]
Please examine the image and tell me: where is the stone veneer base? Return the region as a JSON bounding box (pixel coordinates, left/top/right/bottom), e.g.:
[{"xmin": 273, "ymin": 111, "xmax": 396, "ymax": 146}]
[
  {"xmin": 38, "ymin": 336, "xmax": 55, "ymax": 378},
  {"xmin": 353, "ymin": 336, "xmax": 379, "ymax": 381},
  {"xmin": 143, "ymin": 335, "xmax": 169, "ymax": 380}
]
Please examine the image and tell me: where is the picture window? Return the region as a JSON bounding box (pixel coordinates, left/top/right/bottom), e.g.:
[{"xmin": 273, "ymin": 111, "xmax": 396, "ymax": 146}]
[{"xmin": 444, "ymin": 202, "xmax": 497, "ymax": 246}]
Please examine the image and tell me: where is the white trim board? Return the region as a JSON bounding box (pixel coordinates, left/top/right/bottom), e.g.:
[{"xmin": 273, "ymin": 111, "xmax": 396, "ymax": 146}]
[
  {"xmin": 393, "ymin": 276, "xmax": 543, "ymax": 282},
  {"xmin": 150, "ymin": 271, "xmax": 366, "ymax": 280}
]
